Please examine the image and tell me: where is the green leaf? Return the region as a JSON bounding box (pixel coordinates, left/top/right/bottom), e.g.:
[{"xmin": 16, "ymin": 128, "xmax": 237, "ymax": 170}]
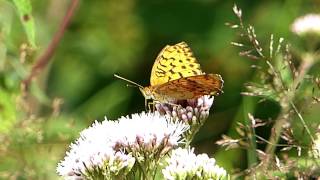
[
  {"xmin": 11, "ymin": 0, "xmax": 36, "ymax": 48},
  {"xmin": 274, "ymin": 54, "xmax": 293, "ymax": 88},
  {"xmin": 0, "ymin": 40, "xmax": 7, "ymax": 71},
  {"xmin": 0, "ymin": 89, "xmax": 17, "ymax": 133},
  {"xmin": 0, "ymin": 2, "xmax": 13, "ymax": 70}
]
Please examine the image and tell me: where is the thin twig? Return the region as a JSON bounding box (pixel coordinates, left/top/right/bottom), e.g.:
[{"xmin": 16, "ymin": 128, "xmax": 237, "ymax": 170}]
[
  {"xmin": 22, "ymin": 0, "xmax": 79, "ymax": 91},
  {"xmin": 255, "ymin": 134, "xmax": 304, "ymax": 148},
  {"xmin": 290, "ymin": 101, "xmax": 315, "ymax": 142},
  {"xmin": 247, "ymin": 113, "xmax": 258, "ymax": 167}
]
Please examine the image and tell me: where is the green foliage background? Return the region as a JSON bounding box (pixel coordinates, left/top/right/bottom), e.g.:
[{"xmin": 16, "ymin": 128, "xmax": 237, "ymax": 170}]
[{"xmin": 0, "ymin": 0, "xmax": 319, "ymax": 179}]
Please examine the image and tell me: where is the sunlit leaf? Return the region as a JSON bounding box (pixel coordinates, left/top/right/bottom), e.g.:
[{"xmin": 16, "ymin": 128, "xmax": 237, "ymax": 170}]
[
  {"xmin": 0, "ymin": 89, "xmax": 17, "ymax": 133},
  {"xmin": 11, "ymin": 0, "xmax": 36, "ymax": 48},
  {"xmin": 0, "ymin": 2, "xmax": 13, "ymax": 70}
]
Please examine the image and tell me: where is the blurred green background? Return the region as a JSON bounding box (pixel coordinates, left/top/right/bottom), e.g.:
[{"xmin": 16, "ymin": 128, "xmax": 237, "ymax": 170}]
[{"xmin": 0, "ymin": 0, "xmax": 320, "ymax": 179}]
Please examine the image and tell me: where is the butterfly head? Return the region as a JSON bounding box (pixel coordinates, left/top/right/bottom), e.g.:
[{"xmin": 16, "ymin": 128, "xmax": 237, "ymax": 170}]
[{"xmin": 139, "ymin": 86, "xmax": 154, "ymax": 100}]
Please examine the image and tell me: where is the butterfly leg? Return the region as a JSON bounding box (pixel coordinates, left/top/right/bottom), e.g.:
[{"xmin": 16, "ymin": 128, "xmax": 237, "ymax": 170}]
[
  {"xmin": 145, "ymin": 98, "xmax": 148, "ymax": 112},
  {"xmin": 148, "ymin": 100, "xmax": 157, "ymax": 112},
  {"xmin": 144, "ymin": 99, "xmax": 156, "ymax": 112},
  {"xmin": 166, "ymin": 101, "xmax": 181, "ymax": 108},
  {"xmin": 147, "ymin": 100, "xmax": 181, "ymax": 112}
]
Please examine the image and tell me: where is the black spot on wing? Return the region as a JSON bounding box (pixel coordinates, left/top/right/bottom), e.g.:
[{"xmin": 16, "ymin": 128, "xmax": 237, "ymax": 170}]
[
  {"xmin": 156, "ymin": 72, "xmax": 165, "ymax": 77},
  {"xmin": 170, "ymin": 62, "xmax": 177, "ymax": 68},
  {"xmin": 158, "ymin": 60, "xmax": 167, "ymax": 68},
  {"xmin": 192, "ymin": 70, "xmax": 198, "ymax": 74},
  {"xmin": 169, "ymin": 69, "xmax": 175, "ymax": 74}
]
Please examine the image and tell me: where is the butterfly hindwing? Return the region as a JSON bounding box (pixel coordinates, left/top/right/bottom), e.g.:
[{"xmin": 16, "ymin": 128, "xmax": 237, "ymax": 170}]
[{"xmin": 152, "ymin": 74, "xmax": 223, "ymax": 100}]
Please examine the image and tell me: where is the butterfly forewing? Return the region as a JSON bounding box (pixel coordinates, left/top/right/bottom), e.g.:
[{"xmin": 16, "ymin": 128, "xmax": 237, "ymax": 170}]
[{"xmin": 150, "ymin": 42, "xmax": 203, "ymax": 86}]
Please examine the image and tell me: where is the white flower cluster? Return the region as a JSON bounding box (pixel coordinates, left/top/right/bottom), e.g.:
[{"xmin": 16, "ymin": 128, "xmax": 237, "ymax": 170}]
[
  {"xmin": 291, "ymin": 14, "xmax": 320, "ymax": 36},
  {"xmin": 311, "ymin": 126, "xmax": 320, "ymax": 158},
  {"xmin": 57, "ymin": 112, "xmax": 188, "ymax": 179},
  {"xmin": 162, "ymin": 147, "xmax": 228, "ymax": 180},
  {"xmin": 115, "ymin": 112, "xmax": 188, "ymax": 151}
]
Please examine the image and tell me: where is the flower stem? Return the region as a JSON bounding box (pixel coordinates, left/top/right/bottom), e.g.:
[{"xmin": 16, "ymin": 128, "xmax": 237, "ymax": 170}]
[
  {"xmin": 265, "ymin": 104, "xmax": 290, "ymax": 155},
  {"xmin": 244, "ymin": 98, "xmax": 258, "ymax": 167},
  {"xmin": 265, "ymin": 53, "xmax": 315, "ymax": 157},
  {"xmin": 22, "ymin": 0, "xmax": 79, "ymax": 91}
]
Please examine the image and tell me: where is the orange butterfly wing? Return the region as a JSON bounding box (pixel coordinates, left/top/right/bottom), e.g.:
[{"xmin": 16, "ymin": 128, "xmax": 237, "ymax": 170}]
[{"xmin": 151, "ymin": 74, "xmax": 223, "ymax": 100}]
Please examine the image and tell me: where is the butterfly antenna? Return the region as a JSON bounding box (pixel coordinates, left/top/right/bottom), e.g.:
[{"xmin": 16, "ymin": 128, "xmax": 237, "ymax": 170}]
[
  {"xmin": 114, "ymin": 74, "xmax": 144, "ymax": 89},
  {"xmin": 126, "ymin": 84, "xmax": 138, "ymax": 88}
]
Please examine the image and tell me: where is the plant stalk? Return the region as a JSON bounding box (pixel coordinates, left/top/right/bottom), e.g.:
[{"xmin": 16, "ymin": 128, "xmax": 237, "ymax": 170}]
[{"xmin": 265, "ymin": 53, "xmax": 315, "ymax": 158}]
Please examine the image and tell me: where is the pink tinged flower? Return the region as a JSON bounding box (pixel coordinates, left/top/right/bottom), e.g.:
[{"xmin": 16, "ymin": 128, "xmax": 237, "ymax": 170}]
[
  {"xmin": 156, "ymin": 95, "xmax": 214, "ymax": 144},
  {"xmin": 291, "ymin": 14, "xmax": 320, "ymax": 36},
  {"xmin": 156, "ymin": 95, "xmax": 214, "ymax": 125},
  {"xmin": 57, "ymin": 112, "xmax": 188, "ymax": 179},
  {"xmin": 162, "ymin": 147, "xmax": 228, "ymax": 180}
]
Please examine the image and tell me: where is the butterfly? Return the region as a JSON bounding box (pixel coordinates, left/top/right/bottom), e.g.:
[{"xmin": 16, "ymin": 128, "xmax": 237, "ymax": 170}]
[{"xmin": 115, "ymin": 42, "xmax": 223, "ymax": 107}]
